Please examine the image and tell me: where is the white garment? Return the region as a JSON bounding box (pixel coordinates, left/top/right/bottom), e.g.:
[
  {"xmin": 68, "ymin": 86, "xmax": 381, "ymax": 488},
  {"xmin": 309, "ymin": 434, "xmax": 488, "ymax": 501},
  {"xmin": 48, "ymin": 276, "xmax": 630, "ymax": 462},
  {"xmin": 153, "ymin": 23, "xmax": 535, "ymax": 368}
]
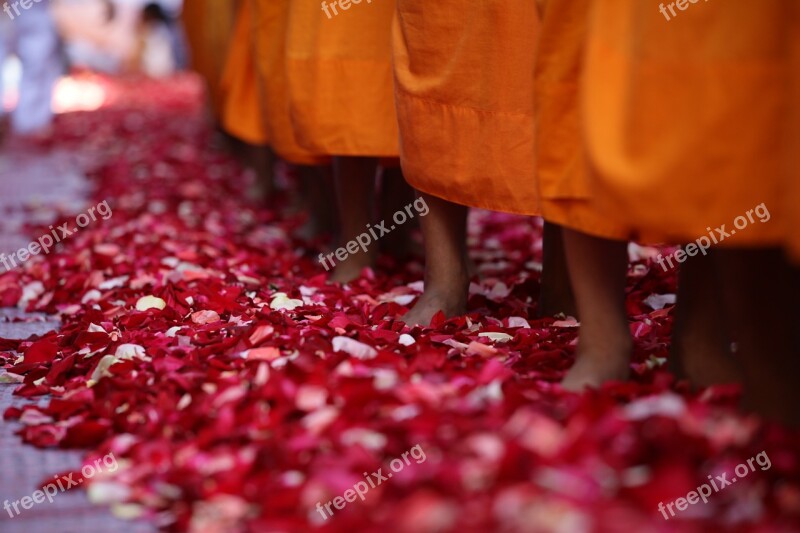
[
  {"xmin": 140, "ymin": 23, "xmax": 175, "ymax": 78},
  {"xmin": 0, "ymin": 2, "xmax": 61, "ymax": 134}
]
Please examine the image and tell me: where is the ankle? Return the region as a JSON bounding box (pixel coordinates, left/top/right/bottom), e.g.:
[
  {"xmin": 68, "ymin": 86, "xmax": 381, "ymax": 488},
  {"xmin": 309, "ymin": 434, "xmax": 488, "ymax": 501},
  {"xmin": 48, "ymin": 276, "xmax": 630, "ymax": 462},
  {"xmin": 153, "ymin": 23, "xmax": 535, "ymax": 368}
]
[
  {"xmin": 576, "ymin": 325, "xmax": 632, "ymax": 361},
  {"xmin": 424, "ymin": 271, "xmax": 470, "ymax": 302}
]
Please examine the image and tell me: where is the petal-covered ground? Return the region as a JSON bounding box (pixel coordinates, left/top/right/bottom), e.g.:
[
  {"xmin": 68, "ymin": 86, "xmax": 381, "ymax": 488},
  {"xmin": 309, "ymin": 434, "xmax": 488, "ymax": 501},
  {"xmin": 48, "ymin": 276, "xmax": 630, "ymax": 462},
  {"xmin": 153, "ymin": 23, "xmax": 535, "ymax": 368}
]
[{"xmin": 1, "ymin": 74, "xmax": 799, "ymax": 533}]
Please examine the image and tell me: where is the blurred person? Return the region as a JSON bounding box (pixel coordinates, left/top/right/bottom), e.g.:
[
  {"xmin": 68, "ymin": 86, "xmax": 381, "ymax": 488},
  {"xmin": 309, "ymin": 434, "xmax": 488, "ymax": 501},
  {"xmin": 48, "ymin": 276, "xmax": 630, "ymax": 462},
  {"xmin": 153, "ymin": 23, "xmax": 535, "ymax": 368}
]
[
  {"xmin": 105, "ymin": 0, "xmax": 183, "ymax": 74},
  {"xmin": 218, "ymin": 0, "xmax": 273, "ymax": 201},
  {"xmin": 286, "ymin": 0, "xmax": 418, "ymax": 284},
  {"xmin": 0, "ymin": 0, "xmax": 62, "ymax": 139},
  {"xmin": 181, "ymin": 0, "xmax": 235, "ymax": 117},
  {"xmin": 251, "ymin": 0, "xmax": 334, "ymax": 239},
  {"xmin": 135, "ymin": 3, "xmax": 178, "ymax": 77},
  {"xmin": 146, "ymin": 0, "xmax": 186, "ymax": 69}
]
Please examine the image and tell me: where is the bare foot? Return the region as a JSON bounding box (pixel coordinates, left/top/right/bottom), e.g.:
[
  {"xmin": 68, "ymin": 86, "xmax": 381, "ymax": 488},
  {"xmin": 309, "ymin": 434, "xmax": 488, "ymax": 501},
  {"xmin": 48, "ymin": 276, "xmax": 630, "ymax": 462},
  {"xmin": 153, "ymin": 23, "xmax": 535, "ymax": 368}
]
[
  {"xmin": 669, "ymin": 338, "xmax": 740, "ymax": 389},
  {"xmin": 561, "ymin": 338, "xmax": 633, "ymax": 392},
  {"xmin": 245, "ymin": 177, "xmax": 273, "ymax": 204},
  {"xmin": 294, "ymin": 217, "xmax": 329, "ymax": 242},
  {"xmin": 401, "ymin": 280, "xmax": 469, "ymax": 327},
  {"xmin": 402, "ymin": 192, "xmax": 470, "ymax": 327},
  {"xmin": 561, "ymin": 348, "xmax": 631, "ymax": 392},
  {"xmin": 669, "ymin": 251, "xmax": 741, "ymax": 388},
  {"xmin": 329, "ymin": 252, "xmax": 377, "ymax": 284}
]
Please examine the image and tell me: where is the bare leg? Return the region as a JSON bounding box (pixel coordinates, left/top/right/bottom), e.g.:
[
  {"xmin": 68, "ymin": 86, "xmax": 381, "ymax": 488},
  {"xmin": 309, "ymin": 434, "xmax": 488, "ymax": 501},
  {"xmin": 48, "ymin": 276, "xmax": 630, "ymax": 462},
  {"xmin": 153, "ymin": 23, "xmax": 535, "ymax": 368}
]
[
  {"xmin": 329, "ymin": 157, "xmax": 379, "ymax": 283},
  {"xmin": 241, "ymin": 143, "xmax": 274, "ymax": 203},
  {"xmin": 401, "ymin": 192, "xmax": 470, "ymax": 326},
  {"xmin": 717, "ymin": 248, "xmax": 800, "ymax": 427},
  {"xmin": 561, "ymin": 228, "xmax": 632, "ymax": 391},
  {"xmin": 294, "ymin": 164, "xmax": 336, "ymax": 241},
  {"xmin": 538, "ymin": 222, "xmax": 577, "ymax": 317},
  {"xmin": 669, "ymin": 249, "xmax": 740, "ymax": 388},
  {"xmin": 378, "ymin": 165, "xmax": 421, "ymax": 259},
  {"xmin": 0, "ymin": 114, "xmax": 9, "ymax": 145}
]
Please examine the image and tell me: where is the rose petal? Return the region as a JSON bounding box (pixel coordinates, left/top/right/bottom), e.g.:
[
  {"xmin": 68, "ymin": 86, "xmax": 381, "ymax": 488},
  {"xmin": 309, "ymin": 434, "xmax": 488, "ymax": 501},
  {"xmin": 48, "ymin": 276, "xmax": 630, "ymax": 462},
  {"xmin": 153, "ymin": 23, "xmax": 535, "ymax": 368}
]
[
  {"xmin": 332, "ymin": 336, "xmax": 377, "ymax": 360},
  {"xmin": 135, "ymin": 295, "xmax": 166, "ymax": 311}
]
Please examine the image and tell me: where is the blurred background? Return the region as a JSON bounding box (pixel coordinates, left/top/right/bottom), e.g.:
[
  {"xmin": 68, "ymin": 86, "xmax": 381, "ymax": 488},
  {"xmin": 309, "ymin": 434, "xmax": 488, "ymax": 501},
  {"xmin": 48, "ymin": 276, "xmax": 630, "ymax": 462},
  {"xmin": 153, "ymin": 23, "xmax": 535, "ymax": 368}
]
[{"xmin": 0, "ymin": 0, "xmax": 240, "ymax": 132}]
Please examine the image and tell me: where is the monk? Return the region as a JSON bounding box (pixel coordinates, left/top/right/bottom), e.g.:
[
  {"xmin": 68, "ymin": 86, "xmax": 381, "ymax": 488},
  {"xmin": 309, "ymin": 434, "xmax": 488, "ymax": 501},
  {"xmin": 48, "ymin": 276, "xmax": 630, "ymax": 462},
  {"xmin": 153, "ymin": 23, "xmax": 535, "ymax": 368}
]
[
  {"xmin": 550, "ymin": 0, "xmax": 799, "ymax": 425},
  {"xmin": 392, "ymin": 1, "xmax": 576, "ymax": 326},
  {"xmin": 251, "ymin": 0, "xmax": 334, "ymax": 238},
  {"xmin": 285, "ymin": 0, "xmax": 416, "ymax": 283},
  {"xmin": 532, "ymin": 0, "xmax": 633, "ymax": 391},
  {"xmin": 181, "ymin": 0, "xmax": 236, "ymax": 117},
  {"xmin": 218, "ymin": 0, "xmax": 273, "ymax": 201}
]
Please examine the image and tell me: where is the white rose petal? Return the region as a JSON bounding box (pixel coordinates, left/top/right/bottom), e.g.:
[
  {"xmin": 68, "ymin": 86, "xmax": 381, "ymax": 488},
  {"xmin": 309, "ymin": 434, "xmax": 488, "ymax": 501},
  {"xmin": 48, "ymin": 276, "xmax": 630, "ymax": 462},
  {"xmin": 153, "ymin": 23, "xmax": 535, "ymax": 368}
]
[
  {"xmin": 165, "ymin": 326, "xmax": 182, "ymax": 337},
  {"xmin": 87, "ymin": 482, "xmax": 131, "ymax": 505},
  {"xmin": 507, "ymin": 317, "xmax": 530, "ymax": 329},
  {"xmin": 398, "ymin": 334, "xmax": 416, "ymax": 346},
  {"xmin": 99, "ymin": 275, "xmax": 129, "ymax": 290},
  {"xmin": 478, "ymin": 332, "xmax": 514, "ymax": 343},
  {"xmin": 332, "ymin": 336, "xmax": 377, "ymax": 360},
  {"xmin": 624, "ymin": 393, "xmax": 686, "ymax": 421},
  {"xmin": 89, "ymin": 354, "xmax": 123, "ymax": 385},
  {"xmin": 340, "ymin": 428, "xmax": 388, "ymax": 451},
  {"xmin": 643, "ymin": 293, "xmax": 677, "ymax": 311},
  {"xmin": 270, "ymin": 292, "xmax": 304, "ymax": 311},
  {"xmin": 135, "ymin": 295, "xmax": 166, "ymax": 311},
  {"xmin": 114, "ymin": 344, "xmax": 146, "ymax": 360},
  {"xmin": 82, "ymin": 290, "xmax": 102, "ymax": 304},
  {"xmin": 374, "ymin": 369, "xmax": 398, "ymax": 390},
  {"xmin": 18, "ymin": 281, "xmax": 45, "ymax": 307}
]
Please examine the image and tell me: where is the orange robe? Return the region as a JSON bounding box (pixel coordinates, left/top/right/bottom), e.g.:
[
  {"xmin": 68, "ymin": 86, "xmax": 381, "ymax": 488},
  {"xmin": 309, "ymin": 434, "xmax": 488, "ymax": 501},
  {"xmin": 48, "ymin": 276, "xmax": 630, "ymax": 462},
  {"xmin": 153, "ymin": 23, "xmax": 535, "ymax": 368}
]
[
  {"xmin": 534, "ymin": 0, "xmax": 628, "ymax": 240},
  {"xmin": 285, "ymin": 0, "xmax": 399, "ymax": 157},
  {"xmin": 786, "ymin": 4, "xmax": 800, "ymax": 262},
  {"xmin": 392, "ymin": 1, "xmax": 540, "ymax": 215},
  {"xmin": 219, "ymin": 1, "xmax": 269, "ymax": 145},
  {"xmin": 181, "ymin": 0, "xmax": 237, "ymax": 115},
  {"xmin": 580, "ymin": 0, "xmax": 791, "ymax": 246},
  {"xmin": 251, "ymin": 0, "xmax": 329, "ymax": 166}
]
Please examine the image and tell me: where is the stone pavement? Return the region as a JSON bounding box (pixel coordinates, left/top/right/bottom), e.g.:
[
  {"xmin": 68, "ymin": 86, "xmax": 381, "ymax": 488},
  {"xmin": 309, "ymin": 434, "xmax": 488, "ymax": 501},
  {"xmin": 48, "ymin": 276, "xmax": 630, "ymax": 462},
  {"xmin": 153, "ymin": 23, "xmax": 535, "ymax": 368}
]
[{"xmin": 0, "ymin": 145, "xmax": 154, "ymax": 533}]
